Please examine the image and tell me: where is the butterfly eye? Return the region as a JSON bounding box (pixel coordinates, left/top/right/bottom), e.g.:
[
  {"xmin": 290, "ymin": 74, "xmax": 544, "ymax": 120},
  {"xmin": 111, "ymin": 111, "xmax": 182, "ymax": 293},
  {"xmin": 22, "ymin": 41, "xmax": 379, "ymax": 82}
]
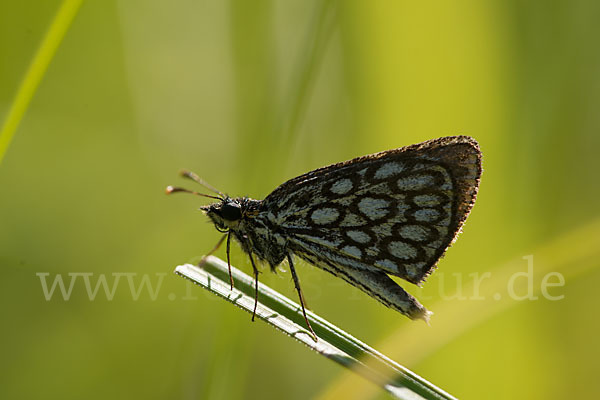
[{"xmin": 220, "ymin": 202, "xmax": 242, "ymax": 221}]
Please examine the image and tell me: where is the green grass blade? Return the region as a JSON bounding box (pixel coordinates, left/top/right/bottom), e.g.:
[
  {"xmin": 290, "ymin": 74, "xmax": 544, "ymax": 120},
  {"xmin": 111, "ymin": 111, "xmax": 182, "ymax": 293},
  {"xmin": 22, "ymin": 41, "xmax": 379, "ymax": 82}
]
[
  {"xmin": 174, "ymin": 256, "xmax": 457, "ymax": 400},
  {"xmin": 0, "ymin": 0, "xmax": 82, "ymax": 165}
]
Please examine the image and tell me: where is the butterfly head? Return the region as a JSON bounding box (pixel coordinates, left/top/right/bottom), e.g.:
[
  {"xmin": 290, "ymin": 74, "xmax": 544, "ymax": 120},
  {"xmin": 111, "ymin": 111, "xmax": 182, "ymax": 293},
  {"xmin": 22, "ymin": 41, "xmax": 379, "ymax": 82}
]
[
  {"xmin": 166, "ymin": 170, "xmax": 244, "ymax": 231},
  {"xmin": 201, "ymin": 198, "xmax": 243, "ymax": 231}
]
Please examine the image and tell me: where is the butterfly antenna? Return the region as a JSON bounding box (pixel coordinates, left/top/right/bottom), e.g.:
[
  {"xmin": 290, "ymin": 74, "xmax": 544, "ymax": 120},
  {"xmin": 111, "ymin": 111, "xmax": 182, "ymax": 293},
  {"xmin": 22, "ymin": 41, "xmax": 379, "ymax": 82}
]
[
  {"xmin": 165, "ymin": 186, "xmax": 222, "ymax": 201},
  {"xmin": 180, "ymin": 170, "xmax": 225, "ymax": 198}
]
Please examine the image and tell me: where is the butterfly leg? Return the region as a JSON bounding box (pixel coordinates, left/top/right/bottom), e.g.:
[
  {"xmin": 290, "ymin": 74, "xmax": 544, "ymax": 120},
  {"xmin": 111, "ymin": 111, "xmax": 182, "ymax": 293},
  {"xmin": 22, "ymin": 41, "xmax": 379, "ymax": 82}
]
[
  {"xmin": 248, "ymin": 253, "xmax": 260, "ymax": 322},
  {"xmin": 287, "ymin": 255, "xmax": 318, "ymax": 342},
  {"xmin": 226, "ymin": 232, "xmax": 234, "ymax": 290},
  {"xmin": 198, "ymin": 233, "xmax": 227, "ymax": 267}
]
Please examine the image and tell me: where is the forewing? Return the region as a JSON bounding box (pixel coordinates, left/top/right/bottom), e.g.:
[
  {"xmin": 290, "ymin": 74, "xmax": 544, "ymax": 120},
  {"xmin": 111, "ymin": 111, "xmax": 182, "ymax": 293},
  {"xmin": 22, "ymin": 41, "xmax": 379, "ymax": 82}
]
[{"xmin": 263, "ymin": 136, "xmax": 482, "ymax": 284}]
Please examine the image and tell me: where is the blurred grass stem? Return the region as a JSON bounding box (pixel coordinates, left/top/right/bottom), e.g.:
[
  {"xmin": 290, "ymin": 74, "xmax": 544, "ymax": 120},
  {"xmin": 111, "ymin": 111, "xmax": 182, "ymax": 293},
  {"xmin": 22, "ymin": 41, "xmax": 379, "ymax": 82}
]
[{"xmin": 0, "ymin": 0, "xmax": 82, "ymax": 165}]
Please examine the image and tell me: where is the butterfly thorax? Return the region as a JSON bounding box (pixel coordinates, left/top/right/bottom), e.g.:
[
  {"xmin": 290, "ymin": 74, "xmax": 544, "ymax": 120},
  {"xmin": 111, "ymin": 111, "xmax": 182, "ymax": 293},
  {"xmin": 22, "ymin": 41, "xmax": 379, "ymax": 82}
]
[{"xmin": 202, "ymin": 197, "xmax": 288, "ymax": 269}]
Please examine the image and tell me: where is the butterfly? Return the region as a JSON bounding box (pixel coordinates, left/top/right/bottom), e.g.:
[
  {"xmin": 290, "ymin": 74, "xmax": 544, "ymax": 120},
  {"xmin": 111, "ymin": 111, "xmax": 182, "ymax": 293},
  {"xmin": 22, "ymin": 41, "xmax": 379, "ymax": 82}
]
[{"xmin": 167, "ymin": 136, "xmax": 482, "ymax": 341}]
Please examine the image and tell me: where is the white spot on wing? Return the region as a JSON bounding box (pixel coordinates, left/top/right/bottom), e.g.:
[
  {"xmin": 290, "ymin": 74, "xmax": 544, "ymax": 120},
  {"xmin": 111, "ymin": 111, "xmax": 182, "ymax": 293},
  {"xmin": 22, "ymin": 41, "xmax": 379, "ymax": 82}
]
[
  {"xmin": 342, "ymin": 245, "xmax": 362, "ymax": 258},
  {"xmin": 374, "ymin": 162, "xmax": 404, "ymax": 179},
  {"xmin": 358, "ymin": 197, "xmax": 390, "ymax": 219},
  {"xmin": 387, "ymin": 241, "xmax": 417, "ymax": 260},
  {"xmin": 346, "ymin": 230, "xmax": 371, "ymax": 244},
  {"xmin": 310, "ymin": 207, "xmax": 340, "ymax": 225},
  {"xmin": 413, "ymin": 208, "xmax": 440, "ymax": 222},
  {"xmin": 329, "ymin": 178, "xmax": 353, "ymax": 195},
  {"xmin": 396, "ymin": 175, "xmax": 435, "ymax": 191},
  {"xmin": 412, "ymin": 194, "xmax": 442, "ymax": 207},
  {"xmin": 340, "ymin": 213, "xmax": 367, "ymax": 227},
  {"xmin": 399, "ymin": 225, "xmax": 431, "ymax": 242}
]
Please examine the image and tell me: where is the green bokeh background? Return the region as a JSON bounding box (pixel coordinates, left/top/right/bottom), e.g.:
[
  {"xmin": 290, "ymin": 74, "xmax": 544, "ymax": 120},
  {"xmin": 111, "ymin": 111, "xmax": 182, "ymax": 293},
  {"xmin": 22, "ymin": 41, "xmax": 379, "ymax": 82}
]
[{"xmin": 2, "ymin": 1, "xmax": 599, "ymax": 399}]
